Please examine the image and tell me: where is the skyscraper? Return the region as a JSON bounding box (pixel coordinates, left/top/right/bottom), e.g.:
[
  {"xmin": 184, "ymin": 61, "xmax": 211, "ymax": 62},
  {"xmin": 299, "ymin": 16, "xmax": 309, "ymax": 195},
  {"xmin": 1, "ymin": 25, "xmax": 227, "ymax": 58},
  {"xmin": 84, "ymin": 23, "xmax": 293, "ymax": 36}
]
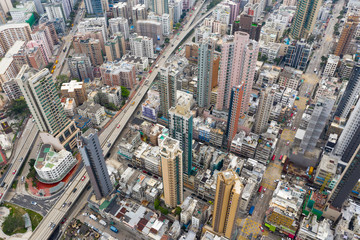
[
  {"xmin": 212, "ymin": 169, "xmax": 243, "ymax": 238},
  {"xmin": 334, "ymin": 64, "xmax": 360, "ymax": 119},
  {"xmin": 154, "ymin": 0, "xmax": 169, "ymax": 15},
  {"xmin": 225, "ymin": 84, "xmax": 245, "ymax": 146},
  {"xmin": 197, "ymin": 37, "xmax": 215, "ymax": 108},
  {"xmin": 159, "ymin": 67, "xmax": 177, "ymax": 119},
  {"xmin": 290, "ymin": 0, "xmax": 322, "ymax": 39},
  {"xmin": 79, "ymin": 129, "xmax": 114, "ymax": 200},
  {"xmin": 168, "ymin": 92, "xmax": 193, "ymax": 175},
  {"xmin": 160, "ymin": 136, "xmax": 183, "ymax": 208},
  {"xmin": 67, "ymin": 54, "xmax": 93, "ymax": 81},
  {"xmin": 216, "ymin": 32, "xmax": 258, "ymax": 113},
  {"xmin": 328, "ymin": 144, "xmax": 360, "ymax": 209},
  {"xmin": 16, "ymin": 66, "xmax": 79, "ymax": 150},
  {"xmin": 284, "ymin": 39, "xmax": 311, "ymax": 71},
  {"xmin": 334, "ymin": 16, "xmax": 359, "ymax": 57},
  {"xmin": 334, "ymin": 98, "xmax": 360, "ymax": 160},
  {"xmin": 254, "ymin": 87, "xmax": 275, "ymax": 134},
  {"xmin": 299, "ymin": 97, "xmax": 334, "ymax": 153},
  {"xmin": 84, "ymin": 0, "xmax": 106, "ymax": 16}
]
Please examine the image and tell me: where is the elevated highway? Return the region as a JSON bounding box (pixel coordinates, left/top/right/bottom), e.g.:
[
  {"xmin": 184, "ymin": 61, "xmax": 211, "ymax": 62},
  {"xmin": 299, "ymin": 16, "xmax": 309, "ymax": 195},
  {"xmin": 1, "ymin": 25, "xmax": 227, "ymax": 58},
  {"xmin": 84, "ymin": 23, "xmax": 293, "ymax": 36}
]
[{"xmin": 30, "ymin": 4, "xmax": 213, "ymax": 240}]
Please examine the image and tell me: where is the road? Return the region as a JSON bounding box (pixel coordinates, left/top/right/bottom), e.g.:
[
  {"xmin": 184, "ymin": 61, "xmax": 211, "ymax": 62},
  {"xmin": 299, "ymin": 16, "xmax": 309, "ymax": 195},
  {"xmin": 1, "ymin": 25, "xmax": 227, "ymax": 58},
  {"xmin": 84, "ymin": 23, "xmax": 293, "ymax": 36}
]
[
  {"xmin": 52, "ymin": 1, "xmax": 85, "ymax": 79},
  {"xmin": 30, "ymin": 2, "xmax": 212, "ymax": 240},
  {"xmin": 0, "ymin": 120, "xmax": 39, "ymax": 203}
]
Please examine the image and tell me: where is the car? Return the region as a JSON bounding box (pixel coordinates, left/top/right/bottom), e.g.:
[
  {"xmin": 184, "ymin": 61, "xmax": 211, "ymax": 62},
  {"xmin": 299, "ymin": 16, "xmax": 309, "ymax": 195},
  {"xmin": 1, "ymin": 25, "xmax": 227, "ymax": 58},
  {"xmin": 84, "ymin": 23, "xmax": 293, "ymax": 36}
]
[
  {"xmin": 117, "ymin": 124, "xmax": 121, "ymax": 128},
  {"xmin": 29, "ymin": 115, "xmax": 32, "ymax": 118},
  {"xmin": 153, "ymin": 176, "xmax": 159, "ymax": 179},
  {"xmin": 12, "ymin": 170, "xmax": 16, "ymax": 174},
  {"xmin": 259, "ymin": 226, "xmax": 264, "ymax": 232},
  {"xmin": 61, "ymin": 218, "xmax": 67, "ymax": 224},
  {"xmin": 107, "ymin": 143, "xmax": 111, "ymax": 147},
  {"xmin": 148, "ymin": 172, "xmax": 153, "ymax": 176},
  {"xmin": 279, "ymin": 155, "xmax": 283, "ymax": 160},
  {"xmin": 260, "ymin": 194, "xmax": 264, "ymax": 199},
  {"xmin": 0, "ymin": 193, "xmax": 3, "ymax": 199},
  {"xmin": 149, "ymin": 70, "xmax": 152, "ymax": 73},
  {"xmin": 263, "ymin": 188, "xmax": 267, "ymax": 192},
  {"xmin": 293, "ymin": 127, "xmax": 297, "ymax": 131},
  {"xmin": 19, "ymin": 157, "xmax": 23, "ymax": 162},
  {"xmin": 137, "ymin": 111, "xmax": 140, "ymax": 115},
  {"xmin": 271, "ymin": 155, "xmax": 276, "ymax": 161},
  {"xmin": 62, "ymin": 203, "xmax": 66, "ymax": 208},
  {"xmin": 31, "ymin": 201, "xmax": 37, "ymax": 205},
  {"xmin": 143, "ymin": 170, "xmax": 147, "ymax": 174},
  {"xmin": 81, "ymin": 176, "xmax": 86, "ymax": 181},
  {"xmin": 128, "ymin": 164, "xmax": 133, "ymax": 168},
  {"xmin": 274, "ymin": 179, "xmax": 279, "ymax": 183},
  {"xmin": 286, "ymin": 141, "xmax": 290, "ymax": 146}
]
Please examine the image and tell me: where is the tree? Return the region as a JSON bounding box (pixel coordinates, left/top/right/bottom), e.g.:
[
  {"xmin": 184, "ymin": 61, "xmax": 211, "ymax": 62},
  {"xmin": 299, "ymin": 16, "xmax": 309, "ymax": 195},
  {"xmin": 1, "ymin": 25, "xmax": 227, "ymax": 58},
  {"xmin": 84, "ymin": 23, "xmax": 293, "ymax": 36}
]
[
  {"xmin": 165, "ymin": 38, "xmax": 170, "ymax": 43},
  {"xmin": 94, "ymin": 92, "xmax": 109, "ymax": 106},
  {"xmin": 260, "ymin": 54, "xmax": 268, "ymax": 62},
  {"xmin": 307, "ymin": 34, "xmax": 315, "ymax": 44},
  {"xmin": 175, "ymin": 22, "xmax": 181, "ymax": 29},
  {"xmin": 175, "ymin": 207, "xmax": 182, "ymax": 215},
  {"xmin": 105, "ymin": 102, "xmax": 119, "ymax": 111},
  {"xmin": 8, "ymin": 97, "xmax": 29, "ymax": 116},
  {"xmin": 192, "ymin": 37, "xmax": 195, "ymax": 42},
  {"xmin": 321, "ymin": 56, "xmax": 328, "ymax": 63},
  {"xmin": 45, "ymin": 62, "xmax": 54, "ymax": 70},
  {"xmin": 154, "ymin": 198, "xmax": 160, "ymax": 210},
  {"xmin": 121, "ymin": 86, "xmax": 130, "ymax": 98}
]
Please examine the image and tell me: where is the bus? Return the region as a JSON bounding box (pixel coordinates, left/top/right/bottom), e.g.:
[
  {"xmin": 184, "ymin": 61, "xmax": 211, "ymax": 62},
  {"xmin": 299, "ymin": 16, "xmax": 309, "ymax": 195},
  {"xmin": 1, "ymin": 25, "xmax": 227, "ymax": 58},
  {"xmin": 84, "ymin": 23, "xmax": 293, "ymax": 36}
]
[
  {"xmin": 249, "ymin": 206, "xmax": 255, "ymax": 216},
  {"xmin": 281, "ymin": 155, "xmax": 287, "ymax": 165}
]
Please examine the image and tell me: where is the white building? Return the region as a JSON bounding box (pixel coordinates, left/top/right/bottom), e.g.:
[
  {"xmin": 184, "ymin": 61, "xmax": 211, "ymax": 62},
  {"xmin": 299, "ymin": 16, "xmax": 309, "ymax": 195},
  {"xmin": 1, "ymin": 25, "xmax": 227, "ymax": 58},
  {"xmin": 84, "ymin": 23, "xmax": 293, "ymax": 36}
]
[
  {"xmin": 129, "ymin": 33, "xmax": 155, "ymax": 59},
  {"xmin": 62, "ymin": 98, "xmax": 76, "ymax": 117},
  {"xmin": 76, "ymin": 101, "xmax": 106, "ymax": 126},
  {"xmin": 323, "ymin": 54, "xmax": 339, "ymax": 77},
  {"xmin": 77, "ymin": 17, "xmax": 107, "ymax": 43},
  {"xmin": 161, "ymin": 14, "xmax": 171, "ymax": 36},
  {"xmin": 35, "ymin": 144, "xmax": 77, "ymax": 182},
  {"xmin": 108, "ymin": 17, "xmax": 130, "ymax": 39},
  {"xmin": 10, "ymin": 2, "xmax": 36, "ymax": 23}
]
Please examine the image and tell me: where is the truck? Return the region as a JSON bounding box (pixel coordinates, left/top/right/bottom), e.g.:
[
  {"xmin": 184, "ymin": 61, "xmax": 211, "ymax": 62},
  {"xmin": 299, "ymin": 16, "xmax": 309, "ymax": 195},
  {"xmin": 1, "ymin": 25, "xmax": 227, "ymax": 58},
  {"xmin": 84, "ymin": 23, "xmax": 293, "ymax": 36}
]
[
  {"xmin": 99, "ymin": 220, "xmax": 107, "ymax": 226},
  {"xmin": 89, "ymin": 214, "xmax": 98, "ymax": 221},
  {"xmin": 249, "ymin": 206, "xmax": 255, "ymax": 216},
  {"xmin": 110, "ymin": 226, "xmax": 118, "ymax": 233}
]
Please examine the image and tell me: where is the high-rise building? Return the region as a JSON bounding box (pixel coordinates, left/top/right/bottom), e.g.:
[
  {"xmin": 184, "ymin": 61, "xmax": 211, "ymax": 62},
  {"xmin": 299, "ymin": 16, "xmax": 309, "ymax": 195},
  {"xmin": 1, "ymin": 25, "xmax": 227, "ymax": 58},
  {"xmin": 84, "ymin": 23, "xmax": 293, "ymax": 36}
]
[
  {"xmin": 333, "ymin": 95, "xmax": 360, "ymax": 161},
  {"xmin": 105, "ymin": 34, "xmax": 126, "ymax": 61},
  {"xmin": 129, "ymin": 34, "xmax": 155, "ymax": 59},
  {"xmin": 0, "ymin": 4, "xmax": 6, "ymax": 25},
  {"xmin": 232, "ymin": 14, "xmax": 261, "ymax": 41},
  {"xmin": 0, "ymin": 23, "xmax": 31, "ymax": 56},
  {"xmin": 108, "ymin": 17, "xmax": 130, "ymax": 39},
  {"xmin": 79, "ymin": 129, "xmax": 114, "ymax": 200},
  {"xmin": 132, "ymin": 4, "xmax": 148, "ymax": 25},
  {"xmin": 197, "ymin": 38, "xmax": 215, "ymax": 108},
  {"xmin": 84, "ymin": 0, "xmax": 106, "ymax": 16},
  {"xmin": 33, "ymin": 0, "xmax": 44, "ymax": 15},
  {"xmin": 61, "ymin": 80, "xmax": 88, "ymax": 106},
  {"xmin": 216, "ymin": 32, "xmax": 259, "ymax": 112},
  {"xmin": 212, "ymin": 169, "xmax": 243, "ymax": 238},
  {"xmin": 334, "ymin": 64, "xmax": 360, "ymax": 119},
  {"xmin": 99, "ymin": 61, "xmax": 136, "ymax": 88},
  {"xmin": 300, "ymin": 97, "xmax": 334, "ymax": 153},
  {"xmin": 73, "ymin": 38, "xmax": 103, "ymax": 66},
  {"xmin": 159, "ymin": 67, "xmax": 177, "ymax": 119},
  {"xmin": 112, "ymin": 2, "xmax": 129, "ymax": 19},
  {"xmin": 334, "ymin": 16, "xmax": 359, "ymax": 57},
  {"xmin": 290, "ymin": 0, "xmax": 322, "ymax": 39},
  {"xmin": 284, "ymin": 39, "xmax": 311, "ymax": 71},
  {"xmin": 0, "ymin": 0, "xmax": 13, "ymax": 13},
  {"xmin": 154, "ymin": 0, "xmax": 169, "ymax": 15},
  {"xmin": 254, "ymin": 87, "xmax": 275, "ymax": 134},
  {"xmin": 328, "ymin": 144, "xmax": 360, "ymax": 209},
  {"xmin": 168, "ymin": 92, "xmax": 193, "ymax": 175},
  {"xmin": 67, "ymin": 54, "xmax": 93, "ymax": 82},
  {"xmin": 160, "ymin": 136, "xmax": 183, "ymax": 208},
  {"xmin": 225, "ymin": 84, "xmax": 245, "ymax": 146},
  {"xmin": 136, "ymin": 20, "xmax": 163, "ymax": 45},
  {"xmin": 16, "ymin": 66, "xmax": 79, "ymax": 150}
]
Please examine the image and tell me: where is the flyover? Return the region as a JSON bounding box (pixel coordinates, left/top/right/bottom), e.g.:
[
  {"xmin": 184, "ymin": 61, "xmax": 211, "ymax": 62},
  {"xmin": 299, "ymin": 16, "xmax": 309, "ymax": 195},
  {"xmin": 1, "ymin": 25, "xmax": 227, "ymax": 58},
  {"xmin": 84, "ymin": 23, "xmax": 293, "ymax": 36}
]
[
  {"xmin": 0, "ymin": 120, "xmax": 39, "ymax": 203},
  {"xmin": 30, "ymin": 4, "xmax": 213, "ymax": 240}
]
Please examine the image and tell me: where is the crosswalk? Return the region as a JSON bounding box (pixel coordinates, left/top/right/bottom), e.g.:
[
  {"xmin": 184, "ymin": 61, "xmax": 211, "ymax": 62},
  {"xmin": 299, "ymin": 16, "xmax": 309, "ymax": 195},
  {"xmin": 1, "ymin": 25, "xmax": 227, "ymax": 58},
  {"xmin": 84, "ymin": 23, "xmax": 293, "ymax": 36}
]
[{"xmin": 237, "ymin": 218, "xmax": 269, "ymax": 240}]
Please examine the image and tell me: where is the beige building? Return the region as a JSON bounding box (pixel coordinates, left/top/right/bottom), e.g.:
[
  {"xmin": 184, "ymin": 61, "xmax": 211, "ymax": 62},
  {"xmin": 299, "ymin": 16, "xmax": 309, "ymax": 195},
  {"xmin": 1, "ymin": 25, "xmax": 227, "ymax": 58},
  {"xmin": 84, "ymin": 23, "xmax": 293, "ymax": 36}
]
[
  {"xmin": 61, "ymin": 80, "xmax": 87, "ymax": 106},
  {"xmin": 0, "ymin": 23, "xmax": 31, "ymax": 56},
  {"xmin": 73, "ymin": 37, "xmax": 103, "ymax": 66},
  {"xmin": 254, "ymin": 87, "xmax": 275, "ymax": 134},
  {"xmin": 160, "ymin": 136, "xmax": 183, "ymax": 208},
  {"xmin": 212, "ymin": 169, "xmax": 243, "ymax": 238}
]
